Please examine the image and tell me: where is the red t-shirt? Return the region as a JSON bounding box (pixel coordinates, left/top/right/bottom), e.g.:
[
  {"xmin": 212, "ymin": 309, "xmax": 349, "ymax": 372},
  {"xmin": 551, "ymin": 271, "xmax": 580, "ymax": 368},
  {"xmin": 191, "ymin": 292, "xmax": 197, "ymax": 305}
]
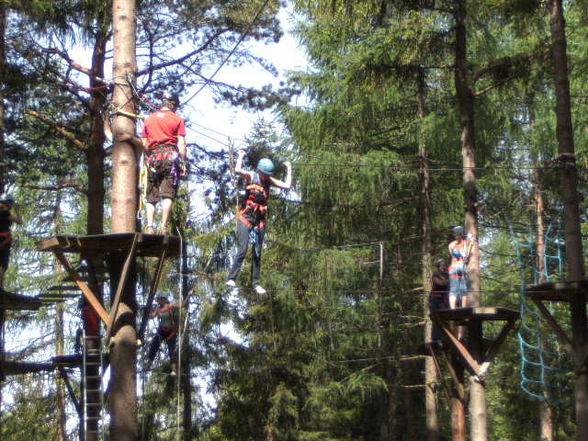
[{"xmin": 142, "ymin": 109, "xmax": 186, "ymax": 150}]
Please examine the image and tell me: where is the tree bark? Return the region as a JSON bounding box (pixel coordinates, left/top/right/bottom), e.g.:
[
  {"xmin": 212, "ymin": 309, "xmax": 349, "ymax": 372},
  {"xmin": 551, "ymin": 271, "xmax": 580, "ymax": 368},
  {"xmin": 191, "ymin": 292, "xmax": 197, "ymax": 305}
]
[
  {"xmin": 548, "ymin": 2, "xmax": 588, "ymax": 440},
  {"xmin": 417, "ymin": 68, "xmax": 440, "ymax": 441},
  {"xmin": 56, "ymin": 302, "xmax": 67, "ymax": 441},
  {"xmin": 179, "ymin": 232, "xmax": 194, "ymax": 440},
  {"xmin": 0, "ymin": 1, "xmax": 5, "ymax": 415},
  {"xmin": 86, "ymin": 25, "xmax": 108, "ymax": 235},
  {"xmin": 453, "ymin": 2, "xmax": 486, "ymax": 440},
  {"xmin": 531, "ymin": 104, "xmax": 555, "ymax": 441},
  {"xmin": 450, "ymin": 356, "xmax": 466, "ymax": 441},
  {"xmin": 0, "ymin": 0, "xmax": 5, "ymax": 194},
  {"xmin": 109, "ymin": 1, "xmax": 139, "ymax": 440}
]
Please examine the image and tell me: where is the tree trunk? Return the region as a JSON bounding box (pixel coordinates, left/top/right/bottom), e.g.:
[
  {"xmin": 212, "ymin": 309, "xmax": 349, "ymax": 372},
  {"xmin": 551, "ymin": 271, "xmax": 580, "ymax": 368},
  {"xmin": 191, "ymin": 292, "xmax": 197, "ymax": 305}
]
[
  {"xmin": 55, "ymin": 302, "xmax": 67, "ymax": 441},
  {"xmin": 548, "ymin": 2, "xmax": 588, "ymax": 440},
  {"xmin": 450, "ymin": 355, "xmax": 466, "ymax": 441},
  {"xmin": 453, "ymin": 2, "xmax": 486, "ymax": 440},
  {"xmin": 109, "ymin": 1, "xmax": 139, "ymax": 440},
  {"xmin": 531, "ymin": 107, "xmax": 555, "ymax": 441},
  {"xmin": 179, "ymin": 233, "xmax": 194, "ymax": 440},
  {"xmin": 0, "ymin": 0, "xmax": 5, "ymax": 193},
  {"xmin": 417, "ymin": 68, "xmax": 440, "ymax": 441},
  {"xmin": 87, "ymin": 26, "xmax": 108, "ymax": 235},
  {"xmin": 0, "ymin": 1, "xmax": 5, "ymax": 413}
]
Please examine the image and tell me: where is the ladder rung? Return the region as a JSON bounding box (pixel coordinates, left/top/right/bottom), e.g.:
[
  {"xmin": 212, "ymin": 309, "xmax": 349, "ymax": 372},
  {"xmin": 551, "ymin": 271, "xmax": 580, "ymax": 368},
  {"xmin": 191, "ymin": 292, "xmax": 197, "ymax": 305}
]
[{"xmin": 85, "ymin": 389, "xmax": 102, "ymax": 393}]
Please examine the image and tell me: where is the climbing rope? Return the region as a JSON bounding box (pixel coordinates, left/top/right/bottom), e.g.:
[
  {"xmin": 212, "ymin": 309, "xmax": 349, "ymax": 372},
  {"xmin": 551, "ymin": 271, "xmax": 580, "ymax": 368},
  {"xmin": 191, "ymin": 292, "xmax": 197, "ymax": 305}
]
[{"xmin": 510, "ymin": 223, "xmax": 572, "ymax": 404}]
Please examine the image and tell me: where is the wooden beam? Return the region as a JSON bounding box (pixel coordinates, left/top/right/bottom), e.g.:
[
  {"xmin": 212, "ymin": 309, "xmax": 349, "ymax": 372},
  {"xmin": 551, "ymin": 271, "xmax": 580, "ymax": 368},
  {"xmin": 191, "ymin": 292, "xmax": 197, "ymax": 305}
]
[
  {"xmin": 428, "ymin": 344, "xmax": 452, "ymax": 403},
  {"xmin": 137, "ymin": 240, "xmax": 170, "ymax": 340},
  {"xmin": 105, "ymin": 233, "xmax": 140, "ymax": 343},
  {"xmin": 53, "ymin": 249, "xmax": 109, "ymax": 325},
  {"xmin": 58, "ymin": 365, "xmax": 81, "ymax": 417},
  {"xmin": 432, "ymin": 313, "xmax": 483, "ymax": 378},
  {"xmin": 530, "ymin": 297, "xmax": 573, "ymax": 353},
  {"xmin": 478, "ymin": 317, "xmax": 518, "ymax": 377}
]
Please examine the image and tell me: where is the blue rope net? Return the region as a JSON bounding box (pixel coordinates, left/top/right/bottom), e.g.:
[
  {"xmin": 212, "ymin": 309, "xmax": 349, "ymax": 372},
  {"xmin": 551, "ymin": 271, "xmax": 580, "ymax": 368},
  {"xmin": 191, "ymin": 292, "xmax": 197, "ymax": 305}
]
[{"xmin": 511, "ymin": 224, "xmax": 573, "ymax": 404}]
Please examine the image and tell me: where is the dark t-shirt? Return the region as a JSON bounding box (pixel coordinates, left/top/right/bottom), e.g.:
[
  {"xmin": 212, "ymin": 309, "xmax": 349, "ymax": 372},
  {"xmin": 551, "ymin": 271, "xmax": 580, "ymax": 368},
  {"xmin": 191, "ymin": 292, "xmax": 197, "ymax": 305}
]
[
  {"xmin": 0, "ymin": 210, "xmax": 12, "ymax": 234},
  {"xmin": 431, "ymin": 271, "xmax": 449, "ymax": 298}
]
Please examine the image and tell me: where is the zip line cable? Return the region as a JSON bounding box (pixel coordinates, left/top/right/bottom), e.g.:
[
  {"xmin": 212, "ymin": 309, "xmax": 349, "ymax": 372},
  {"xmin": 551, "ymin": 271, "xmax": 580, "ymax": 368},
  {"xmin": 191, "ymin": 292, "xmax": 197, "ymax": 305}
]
[{"xmin": 183, "ymin": 0, "xmax": 273, "ymax": 106}]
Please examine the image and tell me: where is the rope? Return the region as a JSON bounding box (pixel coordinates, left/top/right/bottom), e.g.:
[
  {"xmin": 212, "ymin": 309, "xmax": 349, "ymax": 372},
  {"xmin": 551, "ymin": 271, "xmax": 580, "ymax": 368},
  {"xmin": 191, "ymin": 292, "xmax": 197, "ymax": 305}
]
[
  {"xmin": 510, "ymin": 222, "xmax": 572, "ymax": 404},
  {"xmin": 183, "ymin": 0, "xmax": 273, "ymax": 106},
  {"xmin": 175, "ymin": 224, "xmax": 184, "ymax": 441}
]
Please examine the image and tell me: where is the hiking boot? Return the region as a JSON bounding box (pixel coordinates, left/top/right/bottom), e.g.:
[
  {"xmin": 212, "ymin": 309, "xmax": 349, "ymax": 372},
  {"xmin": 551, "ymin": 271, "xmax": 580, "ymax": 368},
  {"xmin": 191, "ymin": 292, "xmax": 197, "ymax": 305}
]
[{"xmin": 253, "ymin": 285, "xmax": 267, "ymax": 295}]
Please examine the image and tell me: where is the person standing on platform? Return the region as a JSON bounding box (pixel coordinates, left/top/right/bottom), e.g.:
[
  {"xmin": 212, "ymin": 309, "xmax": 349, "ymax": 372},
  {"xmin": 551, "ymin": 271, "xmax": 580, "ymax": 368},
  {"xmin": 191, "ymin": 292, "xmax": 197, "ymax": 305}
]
[
  {"xmin": 226, "ymin": 150, "xmax": 292, "ymax": 294},
  {"xmin": 0, "ymin": 194, "xmax": 22, "ymax": 292},
  {"xmin": 141, "ymin": 92, "xmax": 187, "ymax": 235},
  {"xmin": 430, "ymin": 258, "xmax": 449, "ymax": 343},
  {"xmin": 448, "ymin": 226, "xmax": 470, "ymax": 310},
  {"xmin": 147, "ymin": 295, "xmax": 179, "ymax": 376}
]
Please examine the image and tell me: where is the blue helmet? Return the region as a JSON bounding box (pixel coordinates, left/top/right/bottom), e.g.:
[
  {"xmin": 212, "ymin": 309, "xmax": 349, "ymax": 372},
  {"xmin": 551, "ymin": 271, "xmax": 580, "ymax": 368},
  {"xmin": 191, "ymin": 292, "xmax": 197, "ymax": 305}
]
[
  {"xmin": 453, "ymin": 225, "xmax": 465, "ymax": 237},
  {"xmin": 257, "ymin": 158, "xmax": 275, "ymax": 175}
]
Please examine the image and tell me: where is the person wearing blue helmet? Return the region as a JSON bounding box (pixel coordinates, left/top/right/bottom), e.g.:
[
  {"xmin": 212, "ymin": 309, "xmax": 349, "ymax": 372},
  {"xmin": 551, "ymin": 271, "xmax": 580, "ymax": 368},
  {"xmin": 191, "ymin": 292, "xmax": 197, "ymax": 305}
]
[
  {"xmin": 448, "ymin": 225, "xmax": 476, "ymax": 339},
  {"xmin": 226, "ymin": 150, "xmax": 292, "ymax": 294}
]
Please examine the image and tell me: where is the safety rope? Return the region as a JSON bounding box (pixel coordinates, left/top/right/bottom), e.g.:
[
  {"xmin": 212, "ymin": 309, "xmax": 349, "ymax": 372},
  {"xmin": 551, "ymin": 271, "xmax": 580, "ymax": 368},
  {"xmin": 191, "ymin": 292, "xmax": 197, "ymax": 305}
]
[{"xmin": 175, "ymin": 224, "xmax": 184, "ymax": 441}]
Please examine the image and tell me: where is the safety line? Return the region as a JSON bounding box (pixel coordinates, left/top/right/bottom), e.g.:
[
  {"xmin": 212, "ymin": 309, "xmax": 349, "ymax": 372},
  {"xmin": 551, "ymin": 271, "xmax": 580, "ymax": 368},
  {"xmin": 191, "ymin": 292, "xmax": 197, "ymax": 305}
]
[{"xmin": 183, "ymin": 0, "xmax": 273, "ymax": 105}]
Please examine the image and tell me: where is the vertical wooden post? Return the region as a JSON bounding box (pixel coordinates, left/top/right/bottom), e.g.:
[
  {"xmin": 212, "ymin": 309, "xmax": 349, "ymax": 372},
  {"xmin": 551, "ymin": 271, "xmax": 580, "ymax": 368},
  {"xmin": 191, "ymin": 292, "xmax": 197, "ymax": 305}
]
[
  {"xmin": 0, "ymin": 1, "xmax": 5, "ymax": 418},
  {"xmin": 110, "ymin": 1, "xmax": 139, "ymax": 440},
  {"xmin": 453, "ymin": 1, "xmax": 486, "ymax": 439},
  {"xmin": 417, "ymin": 68, "xmax": 440, "ymax": 441},
  {"xmin": 548, "ymin": 2, "xmax": 588, "ymax": 440}
]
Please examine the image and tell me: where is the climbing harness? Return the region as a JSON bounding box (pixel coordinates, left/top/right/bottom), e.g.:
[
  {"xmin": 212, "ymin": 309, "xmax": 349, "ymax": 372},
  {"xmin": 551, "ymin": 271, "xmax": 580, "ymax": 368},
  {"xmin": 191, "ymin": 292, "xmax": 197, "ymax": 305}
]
[{"xmin": 238, "ymin": 172, "xmax": 270, "ymax": 230}]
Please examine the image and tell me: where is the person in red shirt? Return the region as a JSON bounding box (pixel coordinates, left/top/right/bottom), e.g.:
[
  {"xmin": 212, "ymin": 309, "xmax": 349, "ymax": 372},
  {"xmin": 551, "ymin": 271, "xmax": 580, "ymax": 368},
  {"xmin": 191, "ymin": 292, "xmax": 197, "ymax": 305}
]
[{"xmin": 141, "ymin": 92, "xmax": 187, "ymax": 234}]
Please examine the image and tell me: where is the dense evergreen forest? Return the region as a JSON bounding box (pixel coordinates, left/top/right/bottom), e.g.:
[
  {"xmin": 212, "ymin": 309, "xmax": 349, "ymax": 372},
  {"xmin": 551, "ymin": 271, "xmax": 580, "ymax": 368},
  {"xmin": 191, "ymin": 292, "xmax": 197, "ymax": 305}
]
[{"xmin": 1, "ymin": 0, "xmax": 588, "ymax": 440}]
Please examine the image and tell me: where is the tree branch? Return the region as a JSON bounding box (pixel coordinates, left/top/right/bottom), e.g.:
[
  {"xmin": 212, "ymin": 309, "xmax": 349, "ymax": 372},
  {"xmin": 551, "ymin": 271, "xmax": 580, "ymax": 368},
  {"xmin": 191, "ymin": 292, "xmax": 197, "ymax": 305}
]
[
  {"xmin": 43, "ymin": 47, "xmax": 109, "ymax": 84},
  {"xmin": 136, "ymin": 29, "xmax": 229, "ymax": 77},
  {"xmin": 23, "ymin": 182, "xmax": 87, "ymax": 195},
  {"xmin": 26, "ymin": 109, "xmax": 88, "ymax": 151}
]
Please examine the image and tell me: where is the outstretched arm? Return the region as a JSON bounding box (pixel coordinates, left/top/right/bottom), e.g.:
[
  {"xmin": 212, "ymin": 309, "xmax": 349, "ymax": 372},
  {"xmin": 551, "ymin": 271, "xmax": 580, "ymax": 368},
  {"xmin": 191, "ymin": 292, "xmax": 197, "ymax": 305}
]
[
  {"xmin": 270, "ymin": 161, "xmax": 292, "ymax": 189},
  {"xmin": 234, "ymin": 150, "xmax": 253, "ymax": 179}
]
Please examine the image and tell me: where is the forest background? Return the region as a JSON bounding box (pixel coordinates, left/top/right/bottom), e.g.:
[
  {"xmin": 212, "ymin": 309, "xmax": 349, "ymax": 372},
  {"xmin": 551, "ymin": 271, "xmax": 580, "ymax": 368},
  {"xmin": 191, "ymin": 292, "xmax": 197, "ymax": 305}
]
[{"xmin": 1, "ymin": 0, "xmax": 587, "ymax": 440}]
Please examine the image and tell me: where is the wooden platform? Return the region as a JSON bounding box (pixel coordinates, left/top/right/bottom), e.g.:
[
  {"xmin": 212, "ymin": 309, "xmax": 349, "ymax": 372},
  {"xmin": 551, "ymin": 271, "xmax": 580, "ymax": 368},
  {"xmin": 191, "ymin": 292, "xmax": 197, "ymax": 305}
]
[
  {"xmin": 526, "ymin": 281, "xmax": 588, "ymax": 302},
  {"xmin": 0, "ymin": 291, "xmax": 42, "ymax": 310},
  {"xmin": 524, "ymin": 280, "xmax": 588, "ymax": 353},
  {"xmin": 431, "ymin": 306, "xmax": 519, "ymax": 379},
  {"xmin": 51, "ymin": 354, "xmax": 83, "ymax": 367},
  {"xmin": 37, "ymin": 233, "xmax": 181, "ymax": 257},
  {"xmin": 1, "ymin": 360, "xmax": 55, "ymax": 375},
  {"xmin": 434, "ymin": 306, "xmax": 519, "ymax": 324}
]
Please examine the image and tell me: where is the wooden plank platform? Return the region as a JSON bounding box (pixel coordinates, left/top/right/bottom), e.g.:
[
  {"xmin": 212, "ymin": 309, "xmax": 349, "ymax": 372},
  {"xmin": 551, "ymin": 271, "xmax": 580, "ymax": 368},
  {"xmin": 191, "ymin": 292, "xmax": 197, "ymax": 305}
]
[
  {"xmin": 37, "ymin": 233, "xmax": 181, "ymax": 257},
  {"xmin": 526, "ymin": 281, "xmax": 588, "ymax": 302},
  {"xmin": 2, "ymin": 360, "xmax": 55, "ymax": 375},
  {"xmin": 0, "ymin": 291, "xmax": 42, "ymax": 310},
  {"xmin": 48, "ymin": 285, "xmax": 81, "ymax": 292},
  {"xmin": 434, "ymin": 307, "xmax": 519, "ymax": 324},
  {"xmin": 51, "ymin": 354, "xmax": 83, "ymax": 367}
]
